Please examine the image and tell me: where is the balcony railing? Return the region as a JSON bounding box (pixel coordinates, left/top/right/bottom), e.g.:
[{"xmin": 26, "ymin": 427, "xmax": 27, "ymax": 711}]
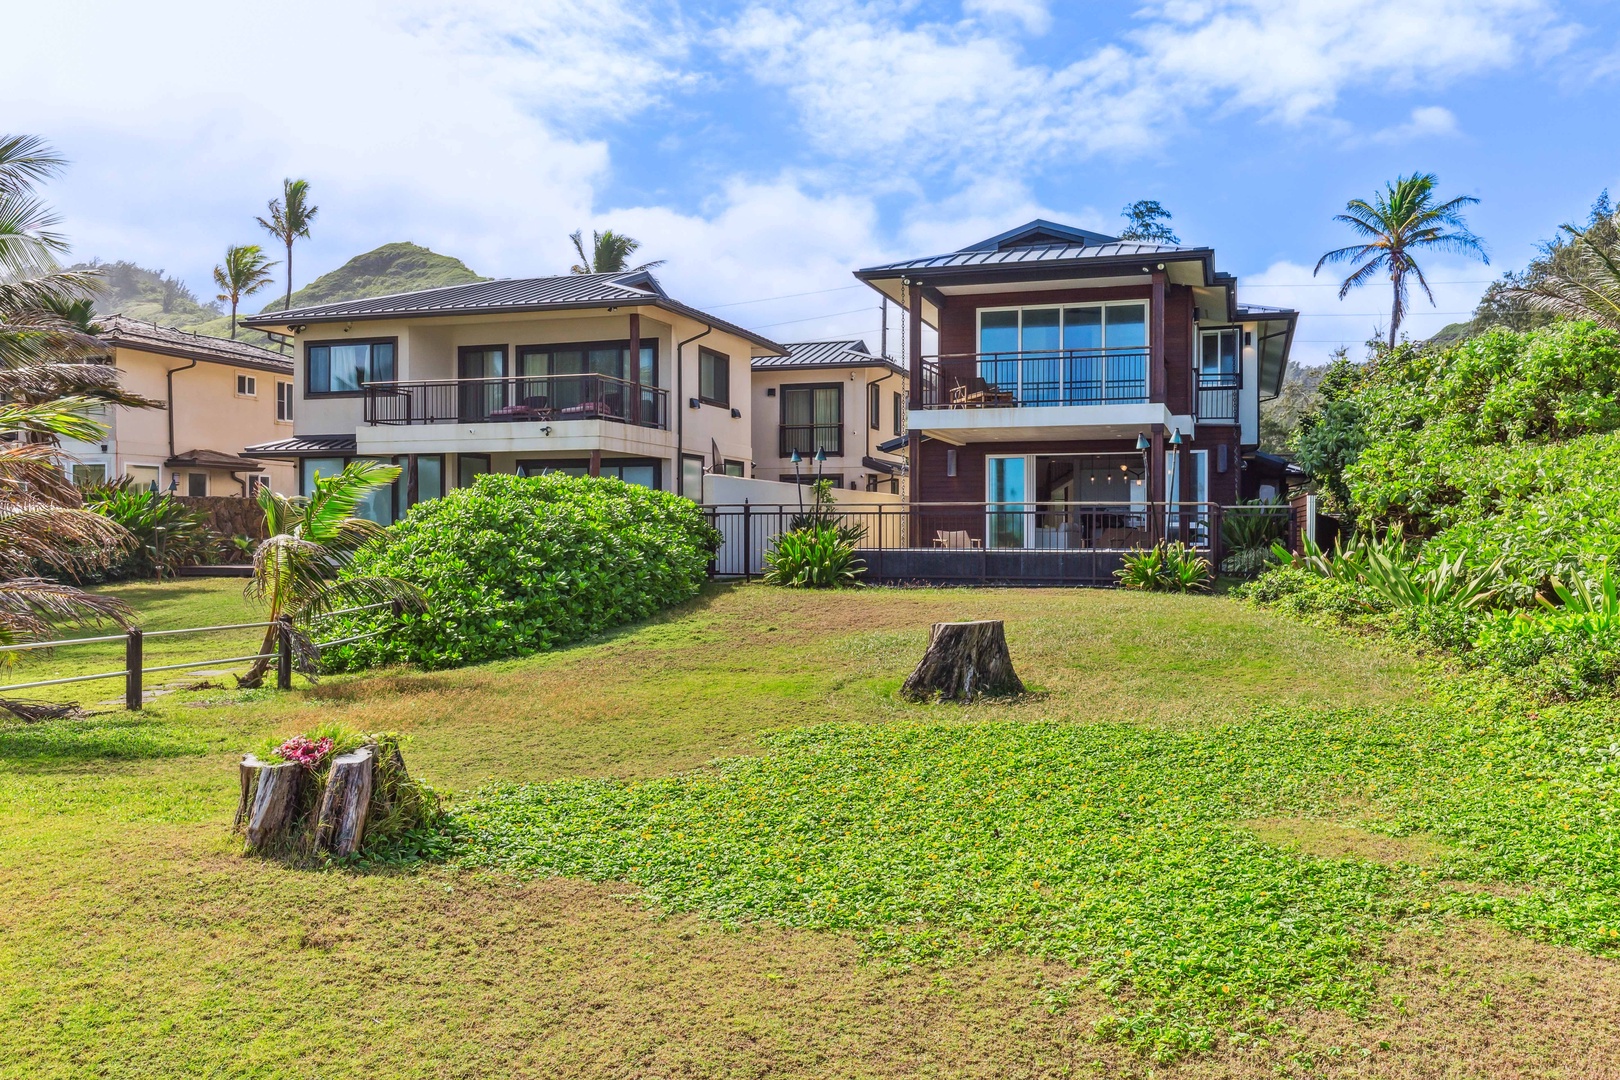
[
  {"xmin": 779, "ymin": 423, "xmax": 843, "ymax": 457},
  {"xmin": 1196, "ymin": 373, "xmax": 1240, "ymax": 424},
  {"xmin": 920, "ymin": 349, "xmax": 1150, "ymax": 409},
  {"xmin": 364, "ymin": 374, "xmax": 669, "ymax": 430}
]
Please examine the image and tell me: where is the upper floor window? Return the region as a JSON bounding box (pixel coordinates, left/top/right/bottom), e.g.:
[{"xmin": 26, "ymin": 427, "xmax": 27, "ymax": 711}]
[
  {"xmin": 307, "ymin": 339, "xmax": 395, "ymax": 395},
  {"xmin": 978, "ymin": 302, "xmax": 1147, "ymax": 355},
  {"xmin": 276, "ymin": 380, "xmax": 294, "ymax": 422},
  {"xmin": 868, "ymin": 383, "xmax": 881, "ymax": 430},
  {"xmin": 236, "ymin": 373, "xmax": 257, "ymax": 397},
  {"xmin": 780, "ymin": 384, "xmax": 842, "ymax": 457},
  {"xmin": 698, "ymin": 347, "xmax": 730, "ymax": 406},
  {"xmin": 1199, "ymin": 329, "xmax": 1239, "ymax": 378}
]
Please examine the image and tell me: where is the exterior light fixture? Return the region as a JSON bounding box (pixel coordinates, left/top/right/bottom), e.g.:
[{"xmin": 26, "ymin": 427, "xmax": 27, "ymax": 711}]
[
  {"xmin": 730, "ymin": 407, "xmax": 741, "ymax": 418},
  {"xmin": 688, "ymin": 397, "xmax": 700, "ymax": 409},
  {"xmin": 815, "ymin": 448, "xmax": 827, "ymax": 464},
  {"xmin": 1135, "ymin": 433, "xmax": 1150, "ymax": 451},
  {"xmin": 1169, "ymin": 429, "xmax": 1184, "ymax": 448},
  {"xmin": 791, "ymin": 449, "xmax": 802, "ymax": 466}
]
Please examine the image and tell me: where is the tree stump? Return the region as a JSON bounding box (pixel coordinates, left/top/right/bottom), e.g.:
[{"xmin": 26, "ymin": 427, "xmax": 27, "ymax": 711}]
[
  {"xmin": 900, "ymin": 620, "xmax": 1024, "ymax": 703},
  {"xmin": 314, "ymin": 746, "xmax": 375, "ymax": 857},
  {"xmin": 240, "ymin": 757, "xmax": 304, "ymax": 849}
]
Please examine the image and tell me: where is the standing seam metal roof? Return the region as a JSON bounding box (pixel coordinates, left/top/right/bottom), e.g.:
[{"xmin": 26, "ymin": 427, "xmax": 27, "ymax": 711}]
[
  {"xmin": 751, "ymin": 339, "xmax": 907, "ymax": 376},
  {"xmin": 857, "ymin": 240, "xmax": 1199, "ymax": 275}
]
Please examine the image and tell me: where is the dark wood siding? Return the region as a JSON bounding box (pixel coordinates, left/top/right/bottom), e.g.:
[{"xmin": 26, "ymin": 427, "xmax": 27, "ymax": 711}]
[{"xmin": 1164, "ymin": 285, "xmax": 1195, "ymax": 416}]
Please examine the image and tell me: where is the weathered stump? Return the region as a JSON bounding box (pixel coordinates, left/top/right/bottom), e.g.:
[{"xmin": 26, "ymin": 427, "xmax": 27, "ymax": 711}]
[
  {"xmin": 900, "ymin": 620, "xmax": 1024, "ymax": 703},
  {"xmin": 240, "ymin": 757, "xmax": 305, "ymax": 849},
  {"xmin": 314, "ymin": 745, "xmax": 375, "ymax": 857}
]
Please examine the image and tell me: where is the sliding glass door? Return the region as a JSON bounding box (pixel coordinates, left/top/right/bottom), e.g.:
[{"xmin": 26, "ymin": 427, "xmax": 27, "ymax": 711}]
[{"xmin": 986, "ymin": 455, "xmax": 1029, "ymax": 548}]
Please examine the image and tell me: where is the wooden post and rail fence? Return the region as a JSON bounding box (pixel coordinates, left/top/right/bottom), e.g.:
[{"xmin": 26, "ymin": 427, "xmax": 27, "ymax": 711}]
[{"xmin": 0, "ymin": 601, "xmax": 406, "ymax": 711}]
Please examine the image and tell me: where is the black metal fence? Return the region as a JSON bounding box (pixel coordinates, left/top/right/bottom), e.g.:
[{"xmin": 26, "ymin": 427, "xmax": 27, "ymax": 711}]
[{"xmin": 706, "ymin": 501, "xmax": 1229, "ymax": 586}]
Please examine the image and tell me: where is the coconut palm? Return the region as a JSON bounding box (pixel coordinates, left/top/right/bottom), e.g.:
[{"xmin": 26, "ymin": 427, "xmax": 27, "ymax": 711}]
[
  {"xmin": 1314, "ymin": 174, "xmax": 1488, "ymax": 347},
  {"xmin": 0, "ymin": 135, "xmax": 103, "ymax": 369},
  {"xmin": 569, "ymin": 229, "xmax": 664, "ymax": 274},
  {"xmin": 237, "ymin": 460, "xmax": 424, "ymax": 687},
  {"xmin": 256, "ymin": 178, "xmax": 318, "ymax": 312},
  {"xmin": 212, "ymin": 244, "xmax": 276, "ymax": 338},
  {"xmin": 1502, "ymin": 205, "xmax": 1620, "ymax": 330}
]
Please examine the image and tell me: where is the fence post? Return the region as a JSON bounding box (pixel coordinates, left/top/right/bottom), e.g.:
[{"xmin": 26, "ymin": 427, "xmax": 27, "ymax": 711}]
[
  {"xmin": 276, "ymin": 616, "xmax": 293, "ymax": 691},
  {"xmin": 743, "ymin": 500, "xmax": 752, "ymax": 581},
  {"xmin": 124, "ymin": 628, "xmax": 143, "ymax": 711},
  {"xmin": 1210, "ymin": 502, "xmax": 1224, "ymax": 568}
]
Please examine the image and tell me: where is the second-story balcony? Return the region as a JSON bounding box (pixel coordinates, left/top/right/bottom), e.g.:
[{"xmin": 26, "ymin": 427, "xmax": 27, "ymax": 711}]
[
  {"xmin": 364, "ymin": 373, "xmax": 669, "ymax": 431},
  {"xmin": 920, "ymin": 349, "xmax": 1149, "ymax": 410},
  {"xmin": 1195, "ymin": 373, "xmax": 1241, "ymax": 425}
]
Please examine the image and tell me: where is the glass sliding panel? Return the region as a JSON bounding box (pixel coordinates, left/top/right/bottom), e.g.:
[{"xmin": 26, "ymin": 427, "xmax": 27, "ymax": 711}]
[
  {"xmin": 300, "ymin": 457, "xmax": 345, "ymax": 496},
  {"xmin": 1104, "ymin": 304, "xmax": 1148, "ymax": 402},
  {"xmin": 371, "ymin": 342, "xmax": 394, "ymax": 383},
  {"xmin": 620, "ymin": 463, "xmax": 657, "ymax": 489},
  {"xmin": 458, "ymin": 347, "xmax": 507, "ymax": 420},
  {"xmin": 456, "ymin": 454, "xmax": 489, "ymax": 489},
  {"xmin": 329, "ymin": 343, "xmax": 372, "ymax": 392},
  {"xmin": 415, "ymin": 455, "xmax": 444, "ymax": 504},
  {"xmin": 1021, "ymin": 308, "xmax": 1060, "ymax": 404},
  {"xmin": 986, "ymin": 456, "xmax": 1028, "ymax": 549},
  {"xmin": 978, "ymin": 311, "xmax": 1019, "ymax": 398},
  {"xmin": 549, "ymin": 347, "xmax": 586, "ymax": 412},
  {"xmin": 354, "ymin": 459, "xmax": 397, "ymax": 525},
  {"xmin": 1062, "ymin": 306, "xmax": 1103, "ymax": 405}
]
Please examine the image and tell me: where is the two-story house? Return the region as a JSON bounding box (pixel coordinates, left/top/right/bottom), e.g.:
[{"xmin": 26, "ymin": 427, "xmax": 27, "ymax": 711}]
[
  {"xmin": 854, "ymin": 219, "xmax": 1296, "ymax": 558},
  {"xmin": 750, "ymin": 340, "xmax": 908, "ymax": 494},
  {"xmin": 240, "ymin": 272, "xmax": 786, "ymax": 521},
  {"xmin": 59, "ymin": 316, "xmax": 296, "ymax": 496}
]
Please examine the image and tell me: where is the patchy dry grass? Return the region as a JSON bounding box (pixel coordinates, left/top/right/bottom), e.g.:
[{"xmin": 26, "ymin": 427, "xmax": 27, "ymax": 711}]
[{"xmin": 4, "ymin": 582, "xmax": 1619, "ymax": 1076}]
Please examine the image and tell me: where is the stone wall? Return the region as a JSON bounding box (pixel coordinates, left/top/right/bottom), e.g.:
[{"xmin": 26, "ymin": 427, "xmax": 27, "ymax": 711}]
[{"xmin": 174, "ymin": 495, "xmax": 268, "ymax": 541}]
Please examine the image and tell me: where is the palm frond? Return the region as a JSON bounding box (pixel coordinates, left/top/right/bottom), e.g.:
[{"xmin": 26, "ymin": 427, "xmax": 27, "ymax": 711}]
[
  {"xmin": 0, "ymin": 136, "xmax": 66, "ymax": 198},
  {"xmin": 0, "ymin": 577, "xmax": 132, "ymax": 647}
]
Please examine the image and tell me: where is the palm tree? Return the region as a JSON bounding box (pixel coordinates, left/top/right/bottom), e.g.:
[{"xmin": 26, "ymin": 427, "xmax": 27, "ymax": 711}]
[
  {"xmin": 256, "ymin": 178, "xmax": 318, "ymax": 312},
  {"xmin": 237, "ymin": 460, "xmax": 424, "ymax": 687},
  {"xmin": 213, "ymin": 244, "xmax": 276, "ymax": 339},
  {"xmin": 1315, "ymin": 174, "xmax": 1487, "ymax": 348},
  {"xmin": 1503, "ymin": 205, "xmax": 1620, "ymax": 330},
  {"xmin": 569, "ymin": 229, "xmax": 665, "ymax": 274}
]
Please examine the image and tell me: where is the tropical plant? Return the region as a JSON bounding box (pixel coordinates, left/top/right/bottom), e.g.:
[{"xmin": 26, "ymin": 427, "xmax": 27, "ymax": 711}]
[
  {"xmin": 83, "ymin": 482, "xmax": 218, "ymax": 579},
  {"xmin": 1221, "ymin": 498, "xmax": 1290, "ymax": 553},
  {"xmin": 1114, "ymin": 542, "xmax": 1211, "ymax": 592},
  {"xmin": 212, "ymin": 243, "xmax": 276, "ymax": 338},
  {"xmin": 762, "ymin": 525, "xmax": 865, "ymax": 589},
  {"xmin": 1118, "ymin": 199, "xmax": 1178, "ymax": 243},
  {"xmin": 1288, "ymin": 528, "xmax": 1505, "ymax": 612},
  {"xmin": 1502, "ymin": 201, "xmax": 1620, "ymax": 331},
  {"xmin": 568, "ymin": 229, "xmax": 664, "ymax": 274},
  {"xmin": 238, "ymin": 460, "xmax": 423, "ymax": 687},
  {"xmin": 322, "ymin": 473, "xmax": 720, "ymax": 671},
  {"xmin": 256, "ymin": 178, "xmax": 318, "ymax": 313},
  {"xmin": 1314, "ymin": 173, "xmax": 1488, "ymax": 347},
  {"xmin": 788, "ymin": 477, "xmax": 866, "ymax": 545}
]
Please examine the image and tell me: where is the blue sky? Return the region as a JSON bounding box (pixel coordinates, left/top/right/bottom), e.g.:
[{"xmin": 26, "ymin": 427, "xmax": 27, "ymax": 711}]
[{"xmin": 8, "ymin": 0, "xmax": 1620, "ymax": 363}]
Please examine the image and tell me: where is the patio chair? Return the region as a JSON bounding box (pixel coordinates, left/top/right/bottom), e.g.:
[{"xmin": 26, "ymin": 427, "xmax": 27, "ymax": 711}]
[{"xmin": 932, "ymin": 530, "xmax": 982, "ymax": 550}]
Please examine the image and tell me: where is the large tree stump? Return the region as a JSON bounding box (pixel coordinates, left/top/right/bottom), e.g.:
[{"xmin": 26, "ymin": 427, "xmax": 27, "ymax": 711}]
[
  {"xmin": 241, "ymin": 757, "xmax": 304, "ymax": 849},
  {"xmin": 314, "ymin": 746, "xmax": 375, "ymax": 857},
  {"xmin": 900, "ymin": 620, "xmax": 1024, "ymax": 703}
]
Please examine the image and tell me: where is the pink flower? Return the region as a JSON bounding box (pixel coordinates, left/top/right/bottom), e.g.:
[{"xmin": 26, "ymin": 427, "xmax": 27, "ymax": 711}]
[{"xmin": 275, "ymin": 734, "xmax": 335, "ymax": 769}]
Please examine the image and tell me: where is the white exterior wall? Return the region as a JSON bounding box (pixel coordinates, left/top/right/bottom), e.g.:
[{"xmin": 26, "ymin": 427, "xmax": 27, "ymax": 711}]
[{"xmin": 748, "ymin": 364, "xmax": 907, "ymax": 491}]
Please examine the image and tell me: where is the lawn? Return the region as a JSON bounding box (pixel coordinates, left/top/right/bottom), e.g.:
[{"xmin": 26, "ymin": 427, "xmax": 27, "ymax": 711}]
[{"xmin": 3, "ymin": 583, "xmax": 1618, "ymax": 1077}]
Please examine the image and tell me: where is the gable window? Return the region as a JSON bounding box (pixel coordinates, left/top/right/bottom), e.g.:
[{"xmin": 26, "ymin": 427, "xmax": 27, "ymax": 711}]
[
  {"xmin": 698, "ymin": 347, "xmax": 730, "ymax": 407},
  {"xmin": 307, "ymin": 339, "xmax": 396, "ymax": 395},
  {"xmin": 779, "ymin": 384, "xmax": 842, "ymax": 457},
  {"xmin": 276, "ymin": 380, "xmax": 294, "ymax": 422}
]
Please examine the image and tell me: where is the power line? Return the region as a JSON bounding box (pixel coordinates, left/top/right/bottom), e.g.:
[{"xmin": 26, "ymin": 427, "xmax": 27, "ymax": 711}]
[
  {"xmin": 695, "ymin": 283, "xmax": 867, "ymax": 310},
  {"xmin": 1242, "ymin": 279, "xmax": 1494, "ymax": 288},
  {"xmin": 745, "ymin": 305, "xmax": 876, "ymax": 331}
]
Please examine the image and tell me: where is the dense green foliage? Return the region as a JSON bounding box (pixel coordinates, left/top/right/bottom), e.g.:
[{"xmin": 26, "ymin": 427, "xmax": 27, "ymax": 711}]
[
  {"xmin": 324, "ymin": 474, "xmax": 719, "ymax": 670},
  {"xmin": 1114, "ymin": 541, "xmax": 1211, "ymax": 592},
  {"xmin": 82, "ymin": 481, "xmax": 216, "ymax": 581},
  {"xmin": 761, "ymin": 526, "xmax": 864, "ymax": 588}
]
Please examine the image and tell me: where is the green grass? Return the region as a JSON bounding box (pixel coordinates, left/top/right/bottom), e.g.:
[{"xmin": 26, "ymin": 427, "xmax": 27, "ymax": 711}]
[{"xmin": 6, "ymin": 583, "xmax": 1619, "ymax": 1076}]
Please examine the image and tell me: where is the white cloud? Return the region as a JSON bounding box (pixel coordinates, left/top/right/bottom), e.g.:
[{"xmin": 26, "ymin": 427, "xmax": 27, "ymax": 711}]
[
  {"xmin": 716, "ymin": 0, "xmax": 1565, "ymax": 172},
  {"xmin": 963, "ymin": 0, "xmax": 1052, "ymax": 35},
  {"xmin": 1242, "ymin": 258, "xmax": 1494, "ymax": 365},
  {"xmin": 1363, "ymin": 105, "xmax": 1461, "ymax": 145}
]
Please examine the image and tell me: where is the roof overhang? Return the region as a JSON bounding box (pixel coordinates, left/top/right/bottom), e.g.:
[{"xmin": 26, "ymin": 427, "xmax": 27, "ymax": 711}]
[
  {"xmin": 243, "ymin": 297, "xmax": 789, "ymax": 358},
  {"xmin": 165, "ymin": 449, "xmax": 267, "ymax": 471},
  {"xmin": 242, "ymin": 435, "xmax": 359, "ymax": 460}
]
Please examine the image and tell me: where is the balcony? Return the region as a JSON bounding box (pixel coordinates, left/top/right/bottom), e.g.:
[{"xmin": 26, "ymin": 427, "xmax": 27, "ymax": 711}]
[
  {"xmin": 364, "ymin": 374, "xmax": 669, "ymax": 430},
  {"xmin": 920, "ymin": 349, "xmax": 1149, "ymax": 410},
  {"xmin": 1195, "ymin": 374, "xmax": 1240, "ymax": 425}
]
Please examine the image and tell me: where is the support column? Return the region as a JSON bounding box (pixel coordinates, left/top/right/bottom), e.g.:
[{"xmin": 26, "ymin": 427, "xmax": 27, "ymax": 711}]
[
  {"xmin": 1150, "ymin": 270, "xmax": 1167, "ymax": 403},
  {"xmin": 1149, "ymin": 425, "xmax": 1165, "ymax": 543},
  {"xmin": 628, "ymin": 312, "xmax": 641, "ymax": 426},
  {"xmin": 906, "ymin": 280, "xmax": 923, "ymax": 409},
  {"xmin": 588, "ymin": 449, "xmax": 601, "ymax": 478}
]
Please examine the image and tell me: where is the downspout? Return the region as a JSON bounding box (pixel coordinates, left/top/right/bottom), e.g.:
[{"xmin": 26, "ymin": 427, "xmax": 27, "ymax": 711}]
[
  {"xmin": 165, "ymin": 356, "xmax": 198, "ymax": 484},
  {"xmin": 866, "ymin": 368, "xmax": 899, "ymax": 468},
  {"xmin": 675, "ymin": 322, "xmax": 713, "ymax": 499}
]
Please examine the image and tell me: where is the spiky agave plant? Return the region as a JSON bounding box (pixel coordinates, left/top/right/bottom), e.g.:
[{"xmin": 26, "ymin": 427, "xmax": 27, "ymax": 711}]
[{"xmin": 238, "ymin": 460, "xmax": 424, "ymax": 687}]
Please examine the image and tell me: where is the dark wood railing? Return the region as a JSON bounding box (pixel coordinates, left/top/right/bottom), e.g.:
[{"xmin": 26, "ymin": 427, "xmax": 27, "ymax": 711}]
[
  {"xmin": 919, "ymin": 349, "xmax": 1150, "ymax": 409},
  {"xmin": 364, "ymin": 374, "xmax": 669, "ymax": 430}
]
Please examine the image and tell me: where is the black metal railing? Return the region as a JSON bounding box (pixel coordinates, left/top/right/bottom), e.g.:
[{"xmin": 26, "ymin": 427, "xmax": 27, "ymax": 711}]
[
  {"xmin": 364, "ymin": 374, "xmax": 669, "ymax": 430},
  {"xmin": 1196, "ymin": 373, "xmax": 1240, "ymax": 424},
  {"xmin": 779, "ymin": 423, "xmax": 843, "ymax": 457},
  {"xmin": 919, "ymin": 349, "xmax": 1150, "ymax": 409},
  {"xmin": 705, "ymin": 500, "xmax": 1219, "ymax": 585}
]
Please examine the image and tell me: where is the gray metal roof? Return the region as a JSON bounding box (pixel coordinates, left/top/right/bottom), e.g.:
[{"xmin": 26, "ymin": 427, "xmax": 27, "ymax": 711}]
[
  {"xmin": 97, "ymin": 314, "xmax": 293, "ymax": 373},
  {"xmin": 242, "ymin": 433, "xmax": 358, "ymax": 458},
  {"xmin": 752, "ymin": 339, "xmax": 907, "ymax": 377},
  {"xmin": 858, "ymin": 239, "xmax": 1199, "ymax": 275},
  {"xmin": 240, "ymin": 270, "xmax": 789, "ymax": 356}
]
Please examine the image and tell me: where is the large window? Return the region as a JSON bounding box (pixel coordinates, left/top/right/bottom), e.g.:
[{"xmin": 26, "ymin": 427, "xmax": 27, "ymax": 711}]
[
  {"xmin": 456, "ymin": 454, "xmax": 490, "ymax": 489},
  {"xmin": 976, "ymin": 303, "xmax": 1149, "ymax": 405},
  {"xmin": 127, "ymin": 465, "xmax": 160, "ymax": 492},
  {"xmin": 698, "ymin": 347, "xmax": 729, "ymax": 406},
  {"xmin": 515, "ymin": 339, "xmax": 658, "ymax": 421},
  {"xmin": 307, "ymin": 339, "xmax": 395, "ymax": 395},
  {"xmin": 517, "ymin": 458, "xmax": 662, "ymax": 489},
  {"xmin": 779, "ymin": 384, "xmax": 842, "ymax": 457}
]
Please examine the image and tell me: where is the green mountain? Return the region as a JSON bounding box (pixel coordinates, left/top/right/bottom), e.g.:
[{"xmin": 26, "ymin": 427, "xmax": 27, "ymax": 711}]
[
  {"xmin": 261, "ymin": 242, "xmax": 485, "ymax": 312},
  {"xmin": 74, "ymin": 243, "xmax": 486, "ymax": 350}
]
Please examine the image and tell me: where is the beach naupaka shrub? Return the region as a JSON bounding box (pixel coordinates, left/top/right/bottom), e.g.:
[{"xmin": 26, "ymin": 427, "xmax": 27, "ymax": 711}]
[{"xmin": 323, "ymin": 473, "xmax": 719, "ymax": 670}]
